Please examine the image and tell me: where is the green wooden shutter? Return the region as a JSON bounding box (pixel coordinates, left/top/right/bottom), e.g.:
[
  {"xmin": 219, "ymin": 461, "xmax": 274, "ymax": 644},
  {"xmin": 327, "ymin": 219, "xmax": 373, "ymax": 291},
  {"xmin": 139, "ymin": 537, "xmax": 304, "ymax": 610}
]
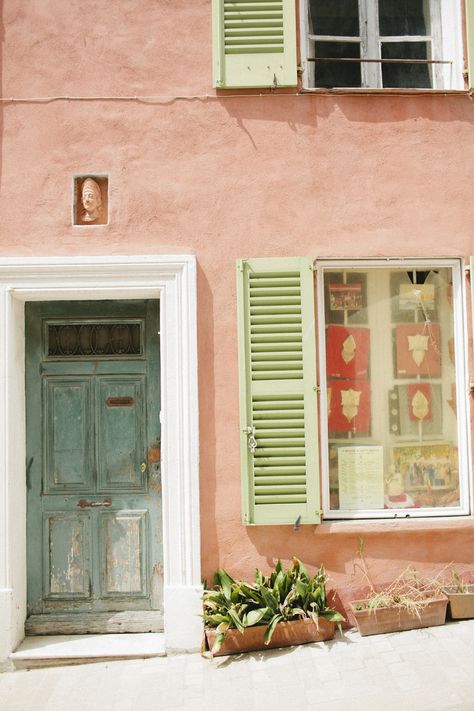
[
  {"xmin": 212, "ymin": 0, "xmax": 297, "ymax": 89},
  {"xmin": 467, "ymin": 1, "xmax": 474, "ymax": 89},
  {"xmin": 237, "ymin": 257, "xmax": 321, "ymax": 526}
]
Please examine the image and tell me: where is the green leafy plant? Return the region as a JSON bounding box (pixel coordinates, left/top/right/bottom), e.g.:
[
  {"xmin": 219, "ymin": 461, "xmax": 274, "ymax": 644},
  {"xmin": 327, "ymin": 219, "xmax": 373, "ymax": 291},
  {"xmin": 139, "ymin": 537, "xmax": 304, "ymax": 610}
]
[{"xmin": 202, "ymin": 558, "xmax": 344, "ymax": 654}]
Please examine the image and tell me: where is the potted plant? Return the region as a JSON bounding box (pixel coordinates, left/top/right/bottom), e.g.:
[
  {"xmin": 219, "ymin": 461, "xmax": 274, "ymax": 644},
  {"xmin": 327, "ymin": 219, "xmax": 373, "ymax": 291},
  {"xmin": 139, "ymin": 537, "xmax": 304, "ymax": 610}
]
[
  {"xmin": 349, "ymin": 540, "xmax": 448, "ymax": 637},
  {"xmin": 202, "ymin": 558, "xmax": 344, "ymax": 656},
  {"xmin": 441, "ymin": 568, "xmax": 474, "ymax": 619}
]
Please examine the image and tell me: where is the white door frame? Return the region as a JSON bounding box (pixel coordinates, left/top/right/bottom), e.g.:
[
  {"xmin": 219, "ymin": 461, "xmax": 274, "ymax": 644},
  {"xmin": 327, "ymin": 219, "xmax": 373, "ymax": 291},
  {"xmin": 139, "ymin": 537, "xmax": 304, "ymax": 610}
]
[{"xmin": 0, "ymin": 255, "xmax": 202, "ymax": 666}]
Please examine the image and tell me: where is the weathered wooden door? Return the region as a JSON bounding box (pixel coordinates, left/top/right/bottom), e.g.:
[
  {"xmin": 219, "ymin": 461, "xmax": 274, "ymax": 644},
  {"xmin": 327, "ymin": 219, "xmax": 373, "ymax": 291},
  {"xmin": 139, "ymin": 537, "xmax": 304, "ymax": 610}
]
[{"xmin": 26, "ymin": 300, "xmax": 163, "ymax": 633}]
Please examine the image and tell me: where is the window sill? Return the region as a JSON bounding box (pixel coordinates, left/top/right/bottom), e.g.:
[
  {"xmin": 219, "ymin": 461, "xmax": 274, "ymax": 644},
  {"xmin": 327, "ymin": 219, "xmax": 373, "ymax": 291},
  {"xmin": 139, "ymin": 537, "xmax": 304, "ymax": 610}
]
[
  {"xmin": 299, "ymin": 87, "xmax": 469, "ymax": 96},
  {"xmin": 316, "ymin": 515, "xmax": 474, "ymax": 535}
]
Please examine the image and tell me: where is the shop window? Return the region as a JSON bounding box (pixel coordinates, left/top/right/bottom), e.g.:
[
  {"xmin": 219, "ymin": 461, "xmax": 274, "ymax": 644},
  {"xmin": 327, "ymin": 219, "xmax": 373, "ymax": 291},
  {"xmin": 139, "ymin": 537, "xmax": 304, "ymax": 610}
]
[
  {"xmin": 237, "ymin": 258, "xmax": 470, "ymax": 524},
  {"xmin": 317, "ymin": 260, "xmax": 470, "ymax": 519},
  {"xmin": 300, "ymin": 0, "xmax": 464, "ymax": 90}
]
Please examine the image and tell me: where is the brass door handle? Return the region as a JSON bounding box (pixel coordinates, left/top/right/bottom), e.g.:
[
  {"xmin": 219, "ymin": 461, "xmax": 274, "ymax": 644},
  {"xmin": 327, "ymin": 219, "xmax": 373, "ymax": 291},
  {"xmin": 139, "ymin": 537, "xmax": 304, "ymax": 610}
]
[{"xmin": 77, "ymin": 498, "xmax": 112, "ymax": 509}]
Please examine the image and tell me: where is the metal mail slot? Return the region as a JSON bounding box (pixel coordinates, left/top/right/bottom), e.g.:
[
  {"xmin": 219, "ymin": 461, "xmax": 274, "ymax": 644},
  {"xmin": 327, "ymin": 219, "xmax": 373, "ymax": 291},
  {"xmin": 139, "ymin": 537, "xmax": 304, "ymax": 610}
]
[{"xmin": 106, "ymin": 396, "xmax": 135, "ymax": 407}]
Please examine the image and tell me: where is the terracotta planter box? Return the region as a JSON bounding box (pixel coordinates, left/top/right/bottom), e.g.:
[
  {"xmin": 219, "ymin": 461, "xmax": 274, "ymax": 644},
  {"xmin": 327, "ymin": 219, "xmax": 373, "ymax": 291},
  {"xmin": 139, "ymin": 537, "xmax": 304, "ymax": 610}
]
[
  {"xmin": 443, "ymin": 586, "xmax": 474, "ymax": 619},
  {"xmin": 205, "ymin": 617, "xmax": 335, "ymax": 657},
  {"xmin": 350, "ymin": 596, "xmax": 448, "ymax": 637}
]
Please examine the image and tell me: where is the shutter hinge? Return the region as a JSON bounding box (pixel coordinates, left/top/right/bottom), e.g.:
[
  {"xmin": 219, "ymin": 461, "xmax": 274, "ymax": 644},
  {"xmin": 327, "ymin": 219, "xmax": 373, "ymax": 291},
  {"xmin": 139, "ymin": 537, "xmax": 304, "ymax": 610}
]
[
  {"xmin": 243, "ymin": 426, "xmax": 257, "ymax": 453},
  {"xmin": 314, "ymin": 385, "xmax": 321, "ymax": 394}
]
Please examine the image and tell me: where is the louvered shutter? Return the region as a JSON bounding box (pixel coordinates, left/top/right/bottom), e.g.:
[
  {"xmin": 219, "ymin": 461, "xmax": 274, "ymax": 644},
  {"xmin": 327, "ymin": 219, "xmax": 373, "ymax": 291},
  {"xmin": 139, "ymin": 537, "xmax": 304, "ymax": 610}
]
[
  {"xmin": 212, "ymin": 0, "xmax": 297, "ymax": 88},
  {"xmin": 467, "ymin": 1, "xmax": 474, "ymax": 89},
  {"xmin": 237, "ymin": 257, "xmax": 321, "ymax": 525}
]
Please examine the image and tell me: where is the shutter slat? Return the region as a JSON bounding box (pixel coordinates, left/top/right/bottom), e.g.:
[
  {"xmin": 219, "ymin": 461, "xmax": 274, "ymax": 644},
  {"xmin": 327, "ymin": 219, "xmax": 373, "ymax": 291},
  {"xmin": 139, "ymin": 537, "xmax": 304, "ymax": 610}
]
[
  {"xmin": 251, "ymin": 330, "xmax": 302, "ymax": 338},
  {"xmin": 237, "ymin": 257, "xmax": 320, "ymax": 525},
  {"xmin": 250, "ymin": 291, "xmax": 301, "ymax": 298},
  {"xmin": 250, "ymin": 299, "xmax": 301, "ymax": 316},
  {"xmin": 255, "ymin": 434, "xmax": 304, "ymax": 439},
  {"xmin": 256, "ymin": 495, "xmax": 307, "ymax": 504},
  {"xmin": 254, "ymin": 466, "xmax": 306, "ymax": 475},
  {"xmin": 256, "ymin": 438, "xmax": 305, "ymax": 446},
  {"xmin": 252, "ymin": 353, "xmax": 303, "ymax": 362}
]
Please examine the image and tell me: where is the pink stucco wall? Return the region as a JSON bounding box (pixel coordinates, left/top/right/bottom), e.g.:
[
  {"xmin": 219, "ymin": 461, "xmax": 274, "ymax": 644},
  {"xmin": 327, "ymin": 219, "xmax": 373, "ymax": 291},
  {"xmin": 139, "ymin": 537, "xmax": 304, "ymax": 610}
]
[{"xmin": 2, "ymin": 1, "xmax": 474, "ymax": 596}]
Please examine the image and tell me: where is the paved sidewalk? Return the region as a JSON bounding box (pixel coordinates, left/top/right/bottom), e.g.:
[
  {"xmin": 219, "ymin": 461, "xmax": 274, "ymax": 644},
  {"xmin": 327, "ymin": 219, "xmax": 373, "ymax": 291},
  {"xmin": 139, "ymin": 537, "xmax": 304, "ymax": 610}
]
[{"xmin": 2, "ymin": 620, "xmax": 474, "ymax": 711}]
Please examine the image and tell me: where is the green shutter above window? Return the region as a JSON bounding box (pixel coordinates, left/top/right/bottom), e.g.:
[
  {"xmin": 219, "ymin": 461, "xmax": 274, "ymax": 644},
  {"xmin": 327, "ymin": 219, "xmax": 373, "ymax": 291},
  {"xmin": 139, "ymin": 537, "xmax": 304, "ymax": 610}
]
[
  {"xmin": 467, "ymin": 0, "xmax": 474, "ymax": 89},
  {"xmin": 212, "ymin": 0, "xmax": 297, "ymax": 88},
  {"xmin": 237, "ymin": 257, "xmax": 321, "ymax": 525}
]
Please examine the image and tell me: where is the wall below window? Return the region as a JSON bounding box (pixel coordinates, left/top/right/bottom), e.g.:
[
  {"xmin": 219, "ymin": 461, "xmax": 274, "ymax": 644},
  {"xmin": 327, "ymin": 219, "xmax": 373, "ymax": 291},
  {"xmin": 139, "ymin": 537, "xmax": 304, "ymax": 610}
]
[{"xmin": 1, "ymin": 1, "xmax": 474, "ymax": 606}]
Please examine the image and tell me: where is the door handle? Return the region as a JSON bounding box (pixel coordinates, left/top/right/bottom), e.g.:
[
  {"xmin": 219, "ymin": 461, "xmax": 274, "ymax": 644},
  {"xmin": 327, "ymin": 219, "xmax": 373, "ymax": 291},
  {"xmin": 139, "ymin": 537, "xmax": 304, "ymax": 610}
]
[{"xmin": 77, "ymin": 498, "xmax": 112, "ymax": 509}]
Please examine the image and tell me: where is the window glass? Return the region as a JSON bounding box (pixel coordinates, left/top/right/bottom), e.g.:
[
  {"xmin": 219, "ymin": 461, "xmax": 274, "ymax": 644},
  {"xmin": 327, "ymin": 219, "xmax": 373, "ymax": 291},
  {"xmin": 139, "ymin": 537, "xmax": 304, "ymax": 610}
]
[
  {"xmin": 309, "ymin": 0, "xmax": 360, "ymax": 37},
  {"xmin": 378, "ymin": 0, "xmax": 430, "ymax": 37},
  {"xmin": 314, "ymin": 42, "xmax": 362, "ymax": 88},
  {"xmin": 322, "ymin": 267, "xmax": 460, "ymax": 515},
  {"xmin": 382, "ymin": 42, "xmax": 431, "ymax": 88}
]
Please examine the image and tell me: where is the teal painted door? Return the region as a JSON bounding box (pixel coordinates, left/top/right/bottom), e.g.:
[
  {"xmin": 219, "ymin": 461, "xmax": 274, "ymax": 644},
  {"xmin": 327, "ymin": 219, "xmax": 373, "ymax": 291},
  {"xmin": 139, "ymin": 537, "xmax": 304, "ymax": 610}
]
[{"xmin": 26, "ymin": 300, "xmax": 162, "ymax": 620}]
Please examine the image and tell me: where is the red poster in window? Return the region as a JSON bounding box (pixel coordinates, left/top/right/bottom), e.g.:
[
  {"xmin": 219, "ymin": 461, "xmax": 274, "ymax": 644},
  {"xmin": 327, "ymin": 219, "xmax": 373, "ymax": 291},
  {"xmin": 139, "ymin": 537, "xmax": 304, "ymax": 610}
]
[
  {"xmin": 326, "ymin": 326, "xmax": 370, "ymax": 380},
  {"xmin": 327, "ymin": 379, "xmax": 371, "ymax": 434},
  {"xmin": 395, "ymin": 323, "xmax": 441, "ymax": 377},
  {"xmin": 407, "ymin": 383, "xmax": 432, "ymax": 422}
]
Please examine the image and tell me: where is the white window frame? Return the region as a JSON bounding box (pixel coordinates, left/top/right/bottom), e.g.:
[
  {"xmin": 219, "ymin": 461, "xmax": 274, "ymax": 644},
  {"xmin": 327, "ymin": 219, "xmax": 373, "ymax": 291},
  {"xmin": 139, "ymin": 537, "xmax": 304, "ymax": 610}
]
[
  {"xmin": 299, "ymin": 0, "xmax": 464, "ymax": 90},
  {"xmin": 316, "ymin": 257, "xmax": 471, "ymax": 520}
]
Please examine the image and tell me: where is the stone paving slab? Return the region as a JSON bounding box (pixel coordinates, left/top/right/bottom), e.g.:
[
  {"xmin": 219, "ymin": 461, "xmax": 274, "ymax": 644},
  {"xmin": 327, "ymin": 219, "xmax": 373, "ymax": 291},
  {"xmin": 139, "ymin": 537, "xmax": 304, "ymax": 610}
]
[{"xmin": 2, "ymin": 621, "xmax": 474, "ymax": 710}]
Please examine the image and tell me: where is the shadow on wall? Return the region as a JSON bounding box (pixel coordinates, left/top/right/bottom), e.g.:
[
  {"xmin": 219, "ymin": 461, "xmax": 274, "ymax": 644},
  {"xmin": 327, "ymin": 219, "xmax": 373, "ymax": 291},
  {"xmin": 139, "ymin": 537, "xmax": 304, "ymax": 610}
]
[
  {"xmin": 242, "ymin": 525, "xmax": 474, "ymax": 579},
  {"xmin": 216, "ymin": 92, "xmax": 474, "ymax": 139},
  {"xmin": 197, "ymin": 263, "xmax": 219, "ymax": 578}
]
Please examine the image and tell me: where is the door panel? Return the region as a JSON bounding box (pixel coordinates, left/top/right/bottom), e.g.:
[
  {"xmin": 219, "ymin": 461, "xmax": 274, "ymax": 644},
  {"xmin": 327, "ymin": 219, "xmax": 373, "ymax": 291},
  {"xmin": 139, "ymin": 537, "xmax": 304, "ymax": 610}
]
[
  {"xmin": 100, "ymin": 510, "xmax": 148, "ymax": 597},
  {"xmin": 26, "ymin": 300, "xmax": 162, "ymax": 627},
  {"xmin": 97, "ymin": 376, "xmax": 146, "ymax": 492},
  {"xmin": 43, "ymin": 378, "xmax": 93, "ymax": 492},
  {"xmin": 43, "ymin": 512, "xmax": 92, "ymax": 598}
]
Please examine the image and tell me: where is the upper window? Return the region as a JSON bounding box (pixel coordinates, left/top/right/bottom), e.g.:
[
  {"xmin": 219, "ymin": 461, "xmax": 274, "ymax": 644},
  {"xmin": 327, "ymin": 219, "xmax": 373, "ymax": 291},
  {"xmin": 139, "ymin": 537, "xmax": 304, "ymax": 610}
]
[{"xmin": 301, "ymin": 0, "xmax": 464, "ymax": 90}]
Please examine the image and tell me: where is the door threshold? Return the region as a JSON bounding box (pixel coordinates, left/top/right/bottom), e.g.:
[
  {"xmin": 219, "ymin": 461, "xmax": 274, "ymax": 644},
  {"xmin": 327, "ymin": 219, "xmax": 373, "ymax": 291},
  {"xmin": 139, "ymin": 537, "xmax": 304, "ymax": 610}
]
[
  {"xmin": 26, "ymin": 611, "xmax": 164, "ymax": 635},
  {"xmin": 10, "ymin": 633, "xmax": 166, "ymax": 670}
]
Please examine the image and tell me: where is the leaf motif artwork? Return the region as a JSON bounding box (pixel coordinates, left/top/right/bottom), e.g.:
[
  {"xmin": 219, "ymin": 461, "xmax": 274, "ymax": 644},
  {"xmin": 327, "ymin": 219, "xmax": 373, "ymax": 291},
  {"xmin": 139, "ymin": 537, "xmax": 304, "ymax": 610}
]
[
  {"xmin": 341, "ymin": 334, "xmax": 356, "ymax": 364},
  {"xmin": 395, "ymin": 324, "xmax": 441, "ymax": 377},
  {"xmin": 325, "ymin": 326, "xmax": 370, "ymax": 379},
  {"xmin": 411, "ymin": 389, "xmax": 429, "ymax": 421},
  {"xmin": 407, "ymin": 383, "xmax": 432, "ymax": 422},
  {"xmin": 408, "ymin": 333, "xmax": 429, "ymax": 367},
  {"xmin": 341, "ymin": 388, "xmax": 361, "ymax": 422},
  {"xmin": 328, "ymin": 379, "xmax": 371, "ymax": 434}
]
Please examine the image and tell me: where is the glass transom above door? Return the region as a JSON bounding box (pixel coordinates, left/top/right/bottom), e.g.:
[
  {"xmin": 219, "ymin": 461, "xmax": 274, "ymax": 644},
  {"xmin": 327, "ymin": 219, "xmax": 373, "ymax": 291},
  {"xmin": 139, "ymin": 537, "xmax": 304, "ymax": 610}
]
[{"xmin": 45, "ymin": 319, "xmax": 144, "ymax": 359}]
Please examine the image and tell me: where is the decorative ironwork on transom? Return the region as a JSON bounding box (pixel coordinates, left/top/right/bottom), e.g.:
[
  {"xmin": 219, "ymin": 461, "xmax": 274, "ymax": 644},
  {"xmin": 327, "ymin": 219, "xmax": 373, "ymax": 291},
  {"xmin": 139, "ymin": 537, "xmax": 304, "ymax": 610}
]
[{"xmin": 44, "ymin": 320, "xmax": 144, "ymax": 359}]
